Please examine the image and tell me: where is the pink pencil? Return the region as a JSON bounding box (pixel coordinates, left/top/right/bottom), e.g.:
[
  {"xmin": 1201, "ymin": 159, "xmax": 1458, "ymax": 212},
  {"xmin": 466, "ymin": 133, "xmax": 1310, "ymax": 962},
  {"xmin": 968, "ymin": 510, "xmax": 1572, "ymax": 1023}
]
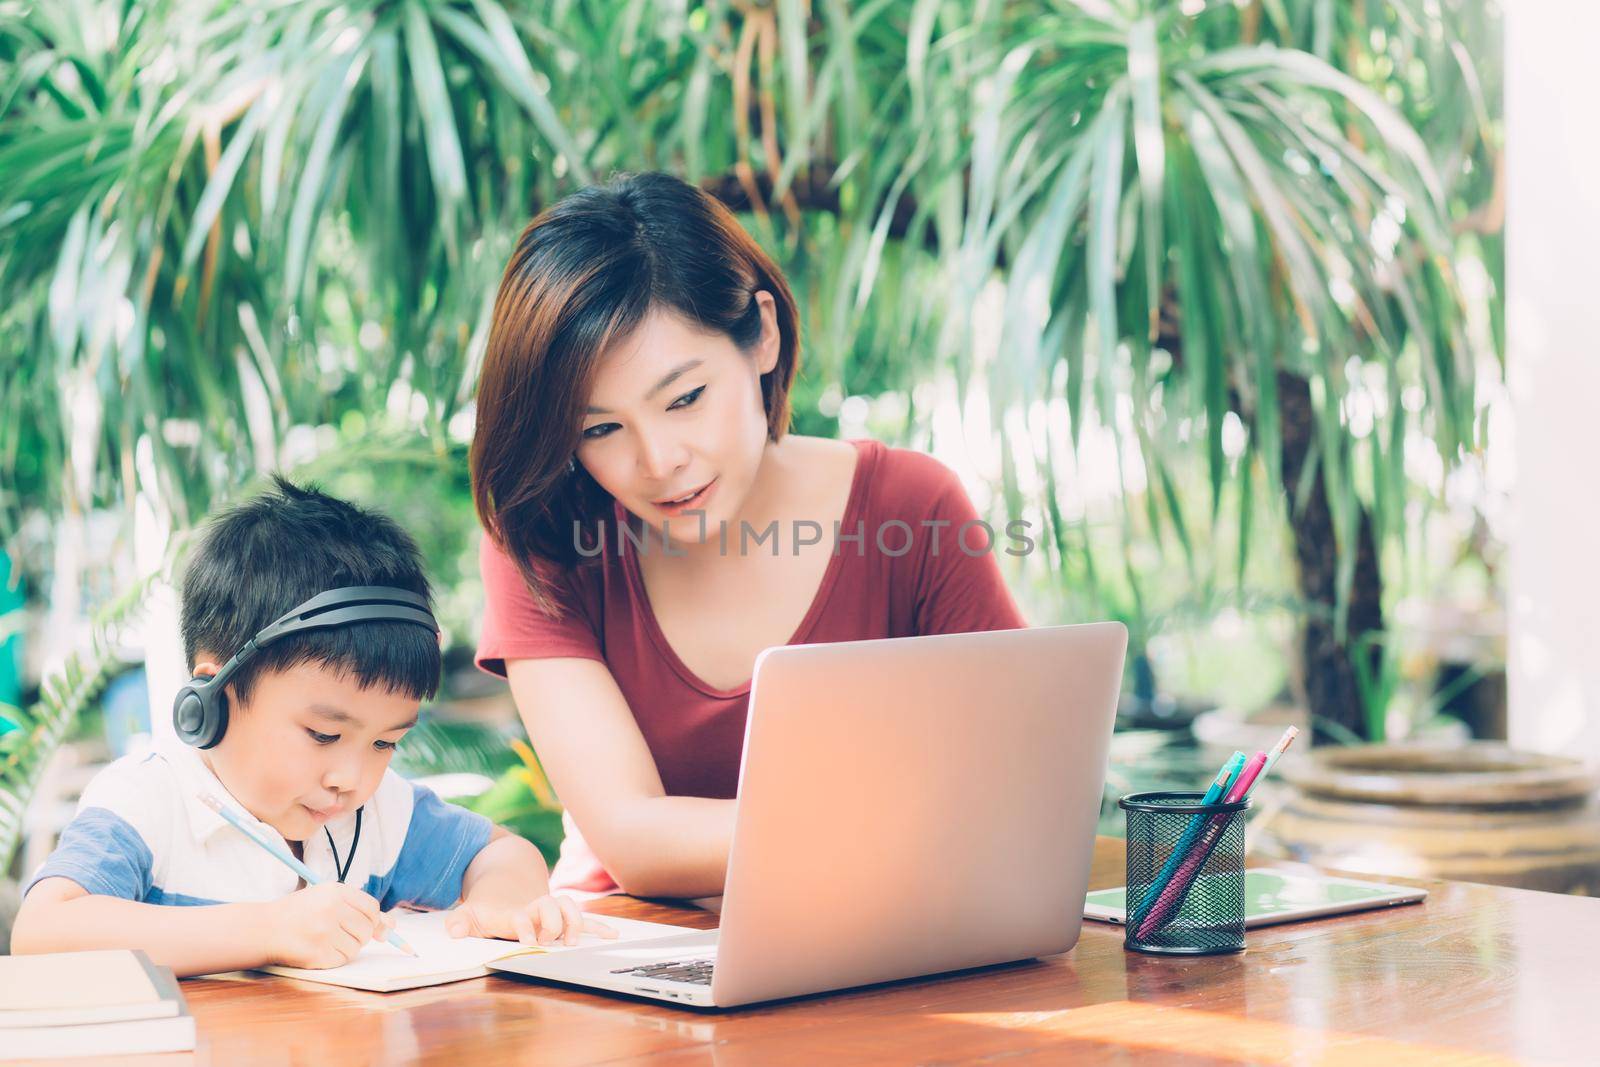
[{"xmin": 1134, "ymin": 727, "xmax": 1298, "ymax": 941}]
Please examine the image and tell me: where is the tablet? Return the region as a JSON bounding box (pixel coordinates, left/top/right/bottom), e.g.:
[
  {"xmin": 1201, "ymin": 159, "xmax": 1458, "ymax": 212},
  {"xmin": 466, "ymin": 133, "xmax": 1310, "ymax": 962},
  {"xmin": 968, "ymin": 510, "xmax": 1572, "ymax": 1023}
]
[{"xmin": 1084, "ymin": 868, "xmax": 1427, "ymax": 928}]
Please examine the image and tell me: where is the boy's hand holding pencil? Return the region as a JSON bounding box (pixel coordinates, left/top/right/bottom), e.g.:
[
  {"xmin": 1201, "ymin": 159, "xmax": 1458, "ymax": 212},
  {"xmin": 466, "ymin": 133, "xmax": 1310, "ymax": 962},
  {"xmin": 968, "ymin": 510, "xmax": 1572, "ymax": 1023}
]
[
  {"xmin": 199, "ymin": 791, "xmax": 419, "ymax": 965},
  {"xmin": 269, "ymin": 883, "xmax": 399, "ymax": 969}
]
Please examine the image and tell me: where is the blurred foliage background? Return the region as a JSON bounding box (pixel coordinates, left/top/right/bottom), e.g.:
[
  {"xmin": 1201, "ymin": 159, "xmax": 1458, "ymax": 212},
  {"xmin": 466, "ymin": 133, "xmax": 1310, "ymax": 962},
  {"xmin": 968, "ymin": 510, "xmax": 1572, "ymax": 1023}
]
[{"xmin": 0, "ymin": 0, "xmax": 1503, "ymax": 870}]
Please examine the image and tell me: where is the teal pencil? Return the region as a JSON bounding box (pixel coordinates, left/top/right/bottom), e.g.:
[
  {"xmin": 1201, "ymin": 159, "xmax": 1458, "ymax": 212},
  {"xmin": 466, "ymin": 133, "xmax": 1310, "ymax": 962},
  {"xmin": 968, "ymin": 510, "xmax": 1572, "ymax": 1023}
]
[
  {"xmin": 1129, "ymin": 751, "xmax": 1246, "ymax": 927},
  {"xmin": 199, "ymin": 793, "xmax": 416, "ymax": 957}
]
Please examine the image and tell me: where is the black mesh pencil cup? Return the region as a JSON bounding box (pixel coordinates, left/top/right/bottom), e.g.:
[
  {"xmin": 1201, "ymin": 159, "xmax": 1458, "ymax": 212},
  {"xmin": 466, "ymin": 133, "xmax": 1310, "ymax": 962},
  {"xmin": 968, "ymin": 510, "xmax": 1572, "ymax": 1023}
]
[{"xmin": 1118, "ymin": 791, "xmax": 1251, "ymax": 955}]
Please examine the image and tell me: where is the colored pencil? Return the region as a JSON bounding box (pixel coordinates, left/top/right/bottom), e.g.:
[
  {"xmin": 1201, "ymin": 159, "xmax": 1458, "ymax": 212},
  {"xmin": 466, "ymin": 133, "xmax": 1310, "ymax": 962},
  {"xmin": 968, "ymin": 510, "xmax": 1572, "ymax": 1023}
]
[{"xmin": 199, "ymin": 793, "xmax": 416, "ymax": 957}]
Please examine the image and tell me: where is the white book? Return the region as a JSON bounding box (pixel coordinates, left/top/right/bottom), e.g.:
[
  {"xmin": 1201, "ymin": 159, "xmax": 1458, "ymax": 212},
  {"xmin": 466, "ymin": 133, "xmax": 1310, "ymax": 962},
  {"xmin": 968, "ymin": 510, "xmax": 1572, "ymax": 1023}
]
[
  {"xmin": 0, "ymin": 950, "xmax": 183, "ymax": 1028},
  {"xmin": 0, "ymin": 951, "xmax": 194, "ymax": 1059},
  {"xmin": 258, "ymin": 910, "xmax": 692, "ymax": 992},
  {"xmin": 3, "ymin": 1008, "xmax": 196, "ymax": 1059}
]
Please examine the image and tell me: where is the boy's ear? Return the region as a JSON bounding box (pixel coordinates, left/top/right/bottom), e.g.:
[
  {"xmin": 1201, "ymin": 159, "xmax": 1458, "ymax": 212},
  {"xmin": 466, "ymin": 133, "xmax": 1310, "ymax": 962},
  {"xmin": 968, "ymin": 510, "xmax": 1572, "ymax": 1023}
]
[{"xmin": 189, "ymin": 653, "xmax": 223, "ymax": 680}]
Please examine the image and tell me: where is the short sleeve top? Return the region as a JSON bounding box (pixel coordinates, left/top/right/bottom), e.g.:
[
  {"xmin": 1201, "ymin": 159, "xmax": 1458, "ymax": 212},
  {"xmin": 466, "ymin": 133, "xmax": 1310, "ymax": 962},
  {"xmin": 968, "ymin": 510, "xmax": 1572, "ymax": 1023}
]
[
  {"xmin": 25, "ymin": 740, "xmax": 493, "ymax": 910},
  {"xmin": 476, "ymin": 438, "xmax": 1028, "ymax": 890}
]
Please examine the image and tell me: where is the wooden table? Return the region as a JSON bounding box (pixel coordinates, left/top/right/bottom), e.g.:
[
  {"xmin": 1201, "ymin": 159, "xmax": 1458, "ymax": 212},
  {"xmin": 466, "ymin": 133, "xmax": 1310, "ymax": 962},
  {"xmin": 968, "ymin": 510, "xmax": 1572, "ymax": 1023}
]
[{"xmin": 57, "ymin": 838, "xmax": 1600, "ymax": 1065}]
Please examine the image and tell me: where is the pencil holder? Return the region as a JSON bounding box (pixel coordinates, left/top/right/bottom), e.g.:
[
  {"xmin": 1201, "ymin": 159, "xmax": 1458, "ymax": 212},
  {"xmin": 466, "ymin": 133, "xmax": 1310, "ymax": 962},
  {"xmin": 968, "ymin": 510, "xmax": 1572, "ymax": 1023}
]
[{"xmin": 1118, "ymin": 790, "xmax": 1251, "ymax": 956}]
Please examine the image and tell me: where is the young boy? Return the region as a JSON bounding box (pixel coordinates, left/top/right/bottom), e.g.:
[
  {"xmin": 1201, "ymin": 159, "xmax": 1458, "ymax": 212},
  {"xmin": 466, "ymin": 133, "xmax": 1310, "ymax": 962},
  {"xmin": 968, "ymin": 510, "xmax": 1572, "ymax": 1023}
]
[{"xmin": 13, "ymin": 477, "xmax": 610, "ymax": 977}]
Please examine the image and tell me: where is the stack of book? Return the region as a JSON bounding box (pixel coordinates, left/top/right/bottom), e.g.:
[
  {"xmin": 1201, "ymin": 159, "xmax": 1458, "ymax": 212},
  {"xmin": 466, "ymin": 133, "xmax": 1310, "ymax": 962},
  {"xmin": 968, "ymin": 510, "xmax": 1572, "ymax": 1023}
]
[{"xmin": 0, "ymin": 949, "xmax": 195, "ymax": 1059}]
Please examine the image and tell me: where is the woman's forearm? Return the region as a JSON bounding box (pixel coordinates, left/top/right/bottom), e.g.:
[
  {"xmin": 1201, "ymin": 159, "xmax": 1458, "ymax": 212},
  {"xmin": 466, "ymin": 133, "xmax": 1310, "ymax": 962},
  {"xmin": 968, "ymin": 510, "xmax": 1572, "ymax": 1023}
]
[
  {"xmin": 12, "ymin": 889, "xmax": 278, "ymax": 977},
  {"xmin": 503, "ymin": 660, "xmax": 738, "ymax": 899},
  {"xmin": 596, "ymin": 795, "xmax": 736, "ymax": 899}
]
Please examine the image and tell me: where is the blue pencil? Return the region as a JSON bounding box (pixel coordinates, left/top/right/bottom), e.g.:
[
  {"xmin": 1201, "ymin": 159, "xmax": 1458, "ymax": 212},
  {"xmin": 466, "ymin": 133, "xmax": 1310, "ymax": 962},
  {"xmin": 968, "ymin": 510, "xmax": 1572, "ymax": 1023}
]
[
  {"xmin": 1129, "ymin": 751, "xmax": 1246, "ymax": 928},
  {"xmin": 199, "ymin": 792, "xmax": 416, "ymax": 957}
]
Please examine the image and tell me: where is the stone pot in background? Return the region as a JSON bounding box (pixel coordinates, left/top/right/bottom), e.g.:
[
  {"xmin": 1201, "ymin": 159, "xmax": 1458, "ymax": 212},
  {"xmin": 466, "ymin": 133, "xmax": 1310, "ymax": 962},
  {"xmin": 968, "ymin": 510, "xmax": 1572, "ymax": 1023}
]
[{"xmin": 1254, "ymin": 742, "xmax": 1600, "ymax": 895}]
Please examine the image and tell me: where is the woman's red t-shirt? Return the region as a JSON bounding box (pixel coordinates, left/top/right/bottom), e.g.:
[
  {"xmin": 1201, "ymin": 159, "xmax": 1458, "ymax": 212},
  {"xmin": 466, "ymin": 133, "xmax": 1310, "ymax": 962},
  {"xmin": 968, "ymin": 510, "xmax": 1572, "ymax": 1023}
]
[{"xmin": 475, "ymin": 438, "xmax": 1028, "ymax": 891}]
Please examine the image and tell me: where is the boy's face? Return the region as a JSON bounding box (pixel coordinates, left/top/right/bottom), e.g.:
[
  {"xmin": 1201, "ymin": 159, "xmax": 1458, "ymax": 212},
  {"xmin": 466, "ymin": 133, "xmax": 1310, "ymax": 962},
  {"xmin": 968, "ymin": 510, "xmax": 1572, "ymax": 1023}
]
[{"xmin": 193, "ymin": 656, "xmax": 419, "ymax": 842}]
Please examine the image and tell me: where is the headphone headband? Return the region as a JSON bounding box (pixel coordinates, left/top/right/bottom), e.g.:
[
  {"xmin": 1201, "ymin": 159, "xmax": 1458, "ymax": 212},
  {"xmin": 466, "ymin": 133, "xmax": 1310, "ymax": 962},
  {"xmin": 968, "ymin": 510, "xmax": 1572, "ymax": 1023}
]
[
  {"xmin": 173, "ymin": 585, "xmax": 439, "ymax": 749},
  {"xmin": 252, "ymin": 586, "xmax": 435, "ymax": 648}
]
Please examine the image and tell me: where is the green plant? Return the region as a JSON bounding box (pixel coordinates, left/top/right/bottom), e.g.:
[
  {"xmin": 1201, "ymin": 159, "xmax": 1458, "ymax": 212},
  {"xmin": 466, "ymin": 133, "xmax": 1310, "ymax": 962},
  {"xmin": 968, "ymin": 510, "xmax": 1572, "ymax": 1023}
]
[
  {"xmin": 0, "ymin": 0, "xmax": 575, "ymax": 537},
  {"xmin": 891, "ymin": 1, "xmax": 1497, "ymax": 740},
  {"xmin": 464, "ymin": 737, "xmax": 564, "ymax": 867},
  {"xmin": 0, "ymin": 570, "xmax": 155, "ymax": 873},
  {"xmin": 388, "ymin": 717, "xmax": 521, "ymax": 780},
  {"xmin": 1, "ymin": 0, "xmax": 1500, "ymax": 748}
]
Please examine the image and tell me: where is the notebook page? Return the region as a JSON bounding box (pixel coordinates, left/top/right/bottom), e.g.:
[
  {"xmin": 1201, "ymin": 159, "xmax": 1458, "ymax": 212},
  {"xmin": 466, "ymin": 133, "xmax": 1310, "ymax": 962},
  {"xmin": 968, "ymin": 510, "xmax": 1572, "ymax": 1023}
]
[
  {"xmin": 261, "ymin": 912, "xmax": 533, "ymax": 987},
  {"xmin": 260, "ymin": 910, "xmax": 691, "ymax": 988}
]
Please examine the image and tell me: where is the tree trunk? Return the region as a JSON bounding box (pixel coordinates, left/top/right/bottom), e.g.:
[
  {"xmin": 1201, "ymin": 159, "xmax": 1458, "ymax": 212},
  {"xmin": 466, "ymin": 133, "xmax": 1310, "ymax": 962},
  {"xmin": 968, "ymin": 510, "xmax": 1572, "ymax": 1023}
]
[
  {"xmin": 1276, "ymin": 370, "xmax": 1385, "ymax": 743},
  {"xmin": 1157, "ymin": 302, "xmax": 1386, "ymax": 743}
]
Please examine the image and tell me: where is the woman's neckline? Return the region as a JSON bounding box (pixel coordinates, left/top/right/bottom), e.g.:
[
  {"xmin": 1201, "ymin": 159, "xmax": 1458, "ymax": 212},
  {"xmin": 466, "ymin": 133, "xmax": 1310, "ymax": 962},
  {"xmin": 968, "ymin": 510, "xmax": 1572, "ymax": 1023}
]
[{"xmin": 619, "ymin": 437, "xmax": 879, "ymax": 699}]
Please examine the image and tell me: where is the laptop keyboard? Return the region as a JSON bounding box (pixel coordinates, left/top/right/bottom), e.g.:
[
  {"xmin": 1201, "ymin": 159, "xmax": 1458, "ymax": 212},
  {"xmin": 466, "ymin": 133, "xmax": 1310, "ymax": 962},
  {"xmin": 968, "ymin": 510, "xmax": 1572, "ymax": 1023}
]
[{"xmin": 611, "ymin": 958, "xmax": 715, "ymax": 986}]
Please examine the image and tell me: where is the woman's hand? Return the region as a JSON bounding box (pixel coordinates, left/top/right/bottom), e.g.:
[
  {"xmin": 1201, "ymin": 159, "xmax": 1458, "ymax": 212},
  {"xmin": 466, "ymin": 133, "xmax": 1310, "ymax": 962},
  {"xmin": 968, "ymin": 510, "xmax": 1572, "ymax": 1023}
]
[{"xmin": 443, "ymin": 895, "xmax": 617, "ymax": 946}]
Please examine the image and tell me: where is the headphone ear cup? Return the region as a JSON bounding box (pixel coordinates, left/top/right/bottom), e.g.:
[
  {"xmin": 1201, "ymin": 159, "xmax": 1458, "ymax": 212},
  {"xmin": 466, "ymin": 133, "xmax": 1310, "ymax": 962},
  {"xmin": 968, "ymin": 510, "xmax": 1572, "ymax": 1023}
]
[
  {"xmin": 172, "ymin": 685, "xmax": 203, "ymax": 745},
  {"xmin": 172, "ymin": 676, "xmax": 228, "ymax": 749}
]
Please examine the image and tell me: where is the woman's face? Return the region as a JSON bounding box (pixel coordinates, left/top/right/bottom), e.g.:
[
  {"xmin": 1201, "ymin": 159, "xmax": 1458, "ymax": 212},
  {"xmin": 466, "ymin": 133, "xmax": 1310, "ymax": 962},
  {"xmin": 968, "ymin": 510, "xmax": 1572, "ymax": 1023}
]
[{"xmin": 576, "ymin": 294, "xmax": 780, "ymax": 542}]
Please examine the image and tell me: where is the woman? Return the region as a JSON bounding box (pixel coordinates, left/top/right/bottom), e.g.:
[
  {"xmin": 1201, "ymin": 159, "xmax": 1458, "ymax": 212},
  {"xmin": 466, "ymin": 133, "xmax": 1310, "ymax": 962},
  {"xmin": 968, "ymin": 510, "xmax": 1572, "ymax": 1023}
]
[{"xmin": 471, "ymin": 172, "xmax": 1025, "ymax": 900}]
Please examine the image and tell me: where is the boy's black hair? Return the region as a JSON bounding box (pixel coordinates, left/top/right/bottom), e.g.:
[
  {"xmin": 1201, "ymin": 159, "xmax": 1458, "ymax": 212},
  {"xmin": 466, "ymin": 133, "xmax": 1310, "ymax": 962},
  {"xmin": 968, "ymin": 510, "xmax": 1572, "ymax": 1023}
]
[{"xmin": 179, "ymin": 475, "xmax": 440, "ymax": 708}]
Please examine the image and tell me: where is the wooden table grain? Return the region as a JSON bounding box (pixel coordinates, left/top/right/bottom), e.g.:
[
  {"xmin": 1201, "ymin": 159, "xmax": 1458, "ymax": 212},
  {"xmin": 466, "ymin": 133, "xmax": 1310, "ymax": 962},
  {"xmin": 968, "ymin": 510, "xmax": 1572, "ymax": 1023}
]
[{"xmin": 30, "ymin": 838, "xmax": 1600, "ymax": 1066}]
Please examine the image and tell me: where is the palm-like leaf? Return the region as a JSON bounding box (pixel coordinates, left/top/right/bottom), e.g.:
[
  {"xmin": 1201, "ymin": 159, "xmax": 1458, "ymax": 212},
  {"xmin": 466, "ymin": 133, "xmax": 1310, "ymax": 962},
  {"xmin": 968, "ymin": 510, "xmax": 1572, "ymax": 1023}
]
[
  {"xmin": 0, "ymin": 569, "xmax": 155, "ymax": 871},
  {"xmin": 1, "ymin": 0, "xmax": 1500, "ymax": 754}
]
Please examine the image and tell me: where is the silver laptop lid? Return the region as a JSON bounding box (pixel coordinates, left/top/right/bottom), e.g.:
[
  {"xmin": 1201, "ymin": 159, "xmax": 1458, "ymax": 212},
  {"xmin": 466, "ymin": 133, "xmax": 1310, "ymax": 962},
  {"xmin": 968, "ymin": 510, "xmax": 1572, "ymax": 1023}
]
[{"xmin": 711, "ymin": 622, "xmax": 1126, "ymax": 1006}]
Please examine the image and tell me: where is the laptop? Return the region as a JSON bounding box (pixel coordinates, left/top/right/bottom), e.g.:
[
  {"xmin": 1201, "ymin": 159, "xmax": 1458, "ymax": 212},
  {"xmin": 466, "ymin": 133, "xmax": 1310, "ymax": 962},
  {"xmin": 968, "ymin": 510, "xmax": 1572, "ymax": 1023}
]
[{"xmin": 490, "ymin": 622, "xmax": 1128, "ymax": 1008}]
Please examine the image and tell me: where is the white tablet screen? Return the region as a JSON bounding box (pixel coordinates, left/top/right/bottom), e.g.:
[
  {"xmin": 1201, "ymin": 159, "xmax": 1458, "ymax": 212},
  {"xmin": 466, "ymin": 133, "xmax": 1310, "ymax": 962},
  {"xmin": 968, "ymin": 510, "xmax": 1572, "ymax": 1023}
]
[{"xmin": 1085, "ymin": 869, "xmax": 1424, "ymax": 924}]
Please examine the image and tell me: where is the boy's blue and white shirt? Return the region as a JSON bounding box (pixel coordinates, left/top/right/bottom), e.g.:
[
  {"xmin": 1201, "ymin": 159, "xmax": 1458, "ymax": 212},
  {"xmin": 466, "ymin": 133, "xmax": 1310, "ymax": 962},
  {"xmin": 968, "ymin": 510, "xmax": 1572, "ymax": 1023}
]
[{"xmin": 24, "ymin": 740, "xmax": 494, "ymax": 910}]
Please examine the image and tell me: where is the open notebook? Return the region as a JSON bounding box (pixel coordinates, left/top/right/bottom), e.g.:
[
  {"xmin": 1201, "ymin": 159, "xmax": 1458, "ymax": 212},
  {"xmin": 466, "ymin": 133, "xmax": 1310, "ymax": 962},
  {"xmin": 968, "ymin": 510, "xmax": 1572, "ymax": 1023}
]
[{"xmin": 258, "ymin": 910, "xmax": 691, "ymax": 992}]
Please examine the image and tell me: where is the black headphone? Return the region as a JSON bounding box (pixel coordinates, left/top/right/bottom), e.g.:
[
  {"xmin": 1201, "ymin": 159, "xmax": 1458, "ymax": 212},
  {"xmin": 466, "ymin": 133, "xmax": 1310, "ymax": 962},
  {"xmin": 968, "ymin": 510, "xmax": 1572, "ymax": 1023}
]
[{"xmin": 172, "ymin": 586, "xmax": 439, "ymax": 749}]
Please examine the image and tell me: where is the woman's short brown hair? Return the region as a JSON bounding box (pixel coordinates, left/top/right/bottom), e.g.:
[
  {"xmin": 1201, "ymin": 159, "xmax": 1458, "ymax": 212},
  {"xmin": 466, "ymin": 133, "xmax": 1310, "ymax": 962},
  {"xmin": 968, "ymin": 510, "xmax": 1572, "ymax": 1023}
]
[{"xmin": 470, "ymin": 171, "xmax": 801, "ymax": 612}]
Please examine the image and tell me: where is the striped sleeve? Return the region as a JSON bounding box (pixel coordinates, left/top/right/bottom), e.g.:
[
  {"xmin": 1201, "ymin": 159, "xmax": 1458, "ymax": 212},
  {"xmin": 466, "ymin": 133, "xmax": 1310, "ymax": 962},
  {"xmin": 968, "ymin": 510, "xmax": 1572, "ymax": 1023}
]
[
  {"xmin": 23, "ymin": 753, "xmax": 174, "ymax": 901},
  {"xmin": 366, "ymin": 781, "xmax": 494, "ymax": 911},
  {"xmin": 24, "ymin": 807, "xmax": 155, "ymax": 900}
]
